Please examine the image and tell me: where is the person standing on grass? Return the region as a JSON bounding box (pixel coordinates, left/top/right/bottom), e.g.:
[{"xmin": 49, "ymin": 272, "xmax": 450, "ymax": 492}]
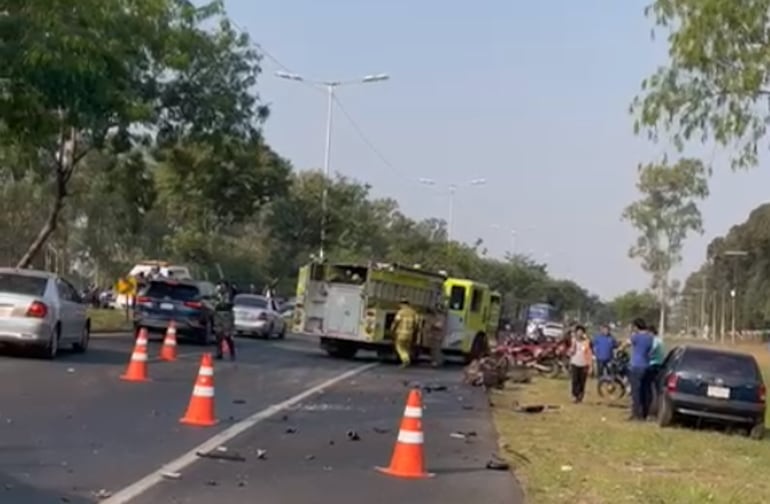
[
  {"xmin": 592, "ymin": 324, "xmax": 617, "ymax": 378},
  {"xmin": 626, "ymin": 317, "xmax": 654, "ymax": 420},
  {"xmin": 647, "ymin": 324, "xmax": 665, "ymax": 410},
  {"xmin": 568, "ymin": 325, "xmax": 593, "ymax": 403}
]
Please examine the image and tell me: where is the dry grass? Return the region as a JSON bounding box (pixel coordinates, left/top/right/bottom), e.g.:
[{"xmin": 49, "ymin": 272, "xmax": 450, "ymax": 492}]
[
  {"xmin": 88, "ymin": 308, "xmax": 133, "ymax": 332},
  {"xmin": 493, "ymin": 342, "xmax": 770, "ymax": 504}
]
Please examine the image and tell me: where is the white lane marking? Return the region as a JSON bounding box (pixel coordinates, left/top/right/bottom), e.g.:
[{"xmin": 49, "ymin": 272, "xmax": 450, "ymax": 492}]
[{"xmin": 101, "ymin": 362, "xmax": 378, "ymax": 504}]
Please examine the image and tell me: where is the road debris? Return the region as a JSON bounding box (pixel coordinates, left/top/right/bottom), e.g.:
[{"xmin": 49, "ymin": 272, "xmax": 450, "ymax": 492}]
[
  {"xmin": 285, "ymin": 426, "xmax": 297, "ymax": 434},
  {"xmin": 485, "ymin": 455, "xmax": 510, "ymax": 471},
  {"xmin": 195, "ymin": 450, "xmax": 246, "ymax": 462},
  {"xmin": 92, "ymin": 489, "xmax": 112, "ymax": 499},
  {"xmin": 449, "ymin": 430, "xmax": 478, "ymax": 440},
  {"xmin": 347, "ymin": 430, "xmax": 360, "ymax": 441},
  {"xmin": 256, "ymin": 449, "xmax": 267, "ymax": 460},
  {"xmin": 161, "ymin": 471, "xmax": 181, "ymax": 480},
  {"xmin": 372, "ymin": 426, "xmax": 390, "ymax": 434},
  {"xmin": 305, "ymin": 454, "xmax": 316, "ymax": 461},
  {"xmin": 422, "ymin": 384, "xmax": 448, "ymax": 393},
  {"xmin": 514, "ymin": 404, "xmax": 561, "ymax": 414},
  {"xmin": 232, "ymin": 399, "xmax": 246, "ymax": 405}
]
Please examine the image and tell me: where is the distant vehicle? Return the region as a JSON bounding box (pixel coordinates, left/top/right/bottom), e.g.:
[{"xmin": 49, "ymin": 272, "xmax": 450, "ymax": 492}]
[
  {"xmin": 233, "ymin": 294, "xmax": 286, "ymax": 339},
  {"xmin": 525, "ymin": 303, "xmax": 562, "ymax": 339},
  {"xmin": 133, "ymin": 279, "xmax": 216, "ymax": 344},
  {"xmin": 654, "ymin": 345, "xmax": 766, "ymax": 439},
  {"xmin": 112, "ymin": 261, "xmax": 193, "ymax": 309},
  {"xmin": 0, "ymin": 268, "xmax": 90, "ymax": 359}
]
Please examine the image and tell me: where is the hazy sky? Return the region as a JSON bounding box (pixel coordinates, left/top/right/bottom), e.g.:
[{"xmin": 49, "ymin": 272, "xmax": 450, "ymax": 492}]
[{"xmin": 224, "ymin": 0, "xmax": 770, "ymax": 299}]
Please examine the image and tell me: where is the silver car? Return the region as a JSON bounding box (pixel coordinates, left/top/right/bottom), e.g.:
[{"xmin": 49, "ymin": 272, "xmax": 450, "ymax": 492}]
[
  {"xmin": 0, "ymin": 268, "xmax": 90, "ymax": 359},
  {"xmin": 233, "ymin": 294, "xmax": 286, "ymax": 339}
]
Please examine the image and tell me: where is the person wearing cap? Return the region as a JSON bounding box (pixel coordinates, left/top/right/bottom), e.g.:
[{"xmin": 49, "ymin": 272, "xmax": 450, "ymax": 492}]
[{"xmin": 391, "ymin": 298, "xmax": 418, "ymax": 368}]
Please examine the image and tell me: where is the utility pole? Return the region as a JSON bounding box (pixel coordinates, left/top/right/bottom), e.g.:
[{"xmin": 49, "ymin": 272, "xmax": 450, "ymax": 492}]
[{"xmin": 275, "ymin": 71, "xmax": 389, "ymax": 261}]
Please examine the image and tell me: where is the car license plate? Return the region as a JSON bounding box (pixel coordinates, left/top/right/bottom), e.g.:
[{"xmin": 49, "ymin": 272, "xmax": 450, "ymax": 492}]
[
  {"xmin": 707, "ymin": 385, "xmax": 730, "ymax": 399},
  {"xmin": 160, "ymin": 302, "xmax": 174, "ymax": 311}
]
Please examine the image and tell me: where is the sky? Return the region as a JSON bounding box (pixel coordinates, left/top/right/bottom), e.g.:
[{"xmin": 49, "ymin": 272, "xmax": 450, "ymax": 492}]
[{"xmin": 223, "ymin": 0, "xmax": 770, "ymax": 299}]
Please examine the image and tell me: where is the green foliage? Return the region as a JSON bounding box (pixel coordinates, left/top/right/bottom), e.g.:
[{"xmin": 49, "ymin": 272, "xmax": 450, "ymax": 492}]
[
  {"xmin": 609, "ymin": 290, "xmax": 660, "ymax": 326},
  {"xmin": 623, "ymin": 158, "xmax": 708, "ymax": 334},
  {"xmin": 683, "ymin": 203, "xmax": 770, "ymax": 329},
  {"xmin": 1, "ymin": 0, "xmax": 268, "ymax": 266},
  {"xmin": 634, "ymin": 0, "xmax": 770, "ymax": 169}
]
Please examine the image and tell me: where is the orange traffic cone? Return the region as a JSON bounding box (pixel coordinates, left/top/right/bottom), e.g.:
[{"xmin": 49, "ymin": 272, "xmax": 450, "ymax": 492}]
[
  {"xmin": 121, "ymin": 328, "xmax": 150, "ymax": 382},
  {"xmin": 159, "ymin": 321, "xmax": 178, "ymax": 361},
  {"xmin": 180, "ymin": 353, "xmax": 218, "ymax": 427},
  {"xmin": 375, "ymin": 388, "xmax": 434, "ymax": 479}
]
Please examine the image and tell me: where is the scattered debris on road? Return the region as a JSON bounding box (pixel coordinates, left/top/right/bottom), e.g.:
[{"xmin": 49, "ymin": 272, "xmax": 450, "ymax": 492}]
[
  {"xmin": 485, "ymin": 455, "xmax": 510, "ymax": 471},
  {"xmin": 161, "ymin": 471, "xmax": 181, "ymax": 480},
  {"xmin": 93, "ymin": 488, "xmax": 112, "ymax": 499},
  {"xmin": 285, "ymin": 426, "xmax": 297, "ymax": 434},
  {"xmin": 450, "ymin": 430, "xmax": 478, "ymax": 440},
  {"xmin": 256, "ymin": 449, "xmax": 267, "ymax": 460},
  {"xmin": 232, "ymin": 399, "xmax": 246, "ymax": 404},
  {"xmin": 372, "ymin": 426, "xmax": 390, "ymax": 434},
  {"xmin": 347, "ymin": 430, "xmax": 360, "ymax": 441}
]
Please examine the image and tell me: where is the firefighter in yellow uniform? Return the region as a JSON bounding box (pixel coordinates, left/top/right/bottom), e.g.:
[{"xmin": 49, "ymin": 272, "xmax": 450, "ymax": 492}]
[{"xmin": 391, "ymin": 298, "xmax": 417, "ymax": 367}]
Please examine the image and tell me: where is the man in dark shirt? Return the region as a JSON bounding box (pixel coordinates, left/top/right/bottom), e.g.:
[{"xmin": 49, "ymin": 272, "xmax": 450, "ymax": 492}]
[
  {"xmin": 592, "ymin": 324, "xmax": 616, "ymax": 378},
  {"xmin": 626, "ymin": 317, "xmax": 654, "ymax": 420}
]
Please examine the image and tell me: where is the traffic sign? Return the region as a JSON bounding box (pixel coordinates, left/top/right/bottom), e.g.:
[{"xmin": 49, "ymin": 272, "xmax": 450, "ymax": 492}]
[{"xmin": 116, "ymin": 276, "xmax": 137, "ymax": 296}]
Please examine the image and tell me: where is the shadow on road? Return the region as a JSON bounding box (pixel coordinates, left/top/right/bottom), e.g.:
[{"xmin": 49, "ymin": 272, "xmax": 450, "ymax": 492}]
[{"xmin": 0, "ymin": 470, "xmax": 93, "ymax": 504}]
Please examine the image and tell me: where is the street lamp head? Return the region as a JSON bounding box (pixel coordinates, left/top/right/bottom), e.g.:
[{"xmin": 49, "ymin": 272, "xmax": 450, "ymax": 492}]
[
  {"xmin": 418, "ymin": 177, "xmax": 436, "ymax": 186},
  {"xmin": 362, "ymin": 73, "xmax": 389, "ymax": 83},
  {"xmin": 275, "ymin": 71, "xmax": 304, "ymax": 81},
  {"xmin": 469, "ymin": 178, "xmax": 487, "ymax": 186},
  {"xmin": 723, "ymin": 250, "xmax": 749, "ymax": 257}
]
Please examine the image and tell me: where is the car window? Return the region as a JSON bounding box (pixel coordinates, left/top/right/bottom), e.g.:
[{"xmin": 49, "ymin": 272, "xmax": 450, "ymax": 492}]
[
  {"xmin": 0, "ymin": 273, "xmax": 48, "ymax": 297},
  {"xmin": 681, "ymin": 349, "xmax": 761, "ymax": 381},
  {"xmin": 62, "ymin": 279, "xmax": 82, "ymax": 303},
  {"xmin": 144, "ymin": 282, "xmax": 199, "ymax": 301},
  {"xmin": 234, "ymin": 295, "xmax": 268, "ymax": 309}
]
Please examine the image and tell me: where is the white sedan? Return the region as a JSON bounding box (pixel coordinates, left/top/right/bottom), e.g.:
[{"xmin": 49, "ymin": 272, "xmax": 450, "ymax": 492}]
[
  {"xmin": 0, "ymin": 268, "xmax": 90, "ymax": 359},
  {"xmin": 233, "ymin": 294, "xmax": 287, "ymax": 339}
]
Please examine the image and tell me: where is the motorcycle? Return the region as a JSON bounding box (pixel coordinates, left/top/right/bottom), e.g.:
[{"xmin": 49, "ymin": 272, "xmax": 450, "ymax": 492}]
[{"xmin": 596, "ymin": 351, "xmax": 630, "ymax": 400}]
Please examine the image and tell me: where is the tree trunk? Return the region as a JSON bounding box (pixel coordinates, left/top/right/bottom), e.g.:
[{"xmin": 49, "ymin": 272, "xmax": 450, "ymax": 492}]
[{"xmin": 15, "ymin": 173, "xmax": 66, "ymax": 269}]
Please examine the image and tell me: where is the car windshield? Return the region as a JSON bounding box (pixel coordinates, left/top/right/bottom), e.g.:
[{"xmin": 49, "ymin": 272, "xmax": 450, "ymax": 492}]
[
  {"xmin": 0, "ymin": 273, "xmax": 47, "ymax": 296},
  {"xmin": 234, "ymin": 295, "xmax": 268, "ymax": 308},
  {"xmin": 682, "ymin": 349, "xmax": 760, "ymax": 381},
  {"xmin": 144, "ymin": 282, "xmax": 199, "ymax": 301}
]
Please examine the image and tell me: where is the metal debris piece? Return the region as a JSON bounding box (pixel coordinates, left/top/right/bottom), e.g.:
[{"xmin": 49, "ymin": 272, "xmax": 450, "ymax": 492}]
[
  {"xmin": 485, "ymin": 459, "xmax": 510, "ymax": 471},
  {"xmin": 285, "ymin": 427, "xmax": 297, "ymax": 434},
  {"xmin": 161, "ymin": 472, "xmax": 181, "ymax": 480},
  {"xmin": 372, "ymin": 427, "xmax": 390, "ymax": 434},
  {"xmin": 256, "ymin": 449, "xmax": 267, "ymax": 460},
  {"xmin": 232, "ymin": 399, "xmax": 246, "ymax": 405},
  {"xmin": 195, "ymin": 450, "xmax": 246, "ymax": 462},
  {"xmin": 347, "ymin": 430, "xmax": 360, "ymax": 441}
]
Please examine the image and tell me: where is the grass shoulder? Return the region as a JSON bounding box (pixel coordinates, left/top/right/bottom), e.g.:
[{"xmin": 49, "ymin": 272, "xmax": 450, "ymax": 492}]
[
  {"xmin": 493, "ymin": 372, "xmax": 770, "ymax": 504},
  {"xmin": 88, "ymin": 308, "xmax": 133, "ymax": 333}
]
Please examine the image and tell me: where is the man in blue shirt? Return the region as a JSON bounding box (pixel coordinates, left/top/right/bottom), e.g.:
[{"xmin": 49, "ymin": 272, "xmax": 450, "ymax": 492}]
[
  {"xmin": 627, "ymin": 317, "xmax": 654, "ymax": 420},
  {"xmin": 592, "ymin": 324, "xmax": 616, "ymax": 378}
]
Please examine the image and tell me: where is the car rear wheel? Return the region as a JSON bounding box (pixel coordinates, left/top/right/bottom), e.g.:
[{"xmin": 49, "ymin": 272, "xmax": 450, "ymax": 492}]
[
  {"xmin": 72, "ymin": 322, "xmax": 90, "ymax": 353},
  {"xmin": 749, "ymin": 422, "xmax": 765, "ymax": 440},
  {"xmin": 41, "ymin": 325, "xmax": 60, "ymax": 360},
  {"xmin": 657, "ymin": 396, "xmax": 675, "ymax": 427}
]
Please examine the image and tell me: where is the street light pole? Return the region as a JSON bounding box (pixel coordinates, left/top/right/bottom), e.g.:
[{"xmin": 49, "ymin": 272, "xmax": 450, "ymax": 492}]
[
  {"xmin": 419, "ymin": 177, "xmax": 486, "ymax": 243},
  {"xmin": 721, "ymin": 249, "xmax": 748, "ymax": 344},
  {"xmin": 276, "ymin": 71, "xmax": 389, "ymax": 261}
]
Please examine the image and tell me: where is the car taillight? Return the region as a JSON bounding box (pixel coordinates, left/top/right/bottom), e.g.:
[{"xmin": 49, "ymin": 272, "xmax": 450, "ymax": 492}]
[
  {"xmin": 26, "ymin": 301, "xmax": 48, "ymax": 318},
  {"xmin": 759, "ymin": 384, "xmax": 766, "ymax": 403},
  {"xmin": 184, "ymin": 300, "xmax": 203, "ymax": 309},
  {"xmin": 666, "ymin": 373, "xmax": 679, "ymax": 392}
]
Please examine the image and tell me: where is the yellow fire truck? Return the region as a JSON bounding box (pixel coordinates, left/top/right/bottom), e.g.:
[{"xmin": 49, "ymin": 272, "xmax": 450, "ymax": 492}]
[{"xmin": 293, "ymin": 261, "xmax": 499, "ymax": 361}]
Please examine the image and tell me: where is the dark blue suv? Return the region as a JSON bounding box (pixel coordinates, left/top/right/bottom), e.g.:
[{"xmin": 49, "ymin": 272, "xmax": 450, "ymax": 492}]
[
  {"xmin": 133, "ymin": 279, "xmax": 216, "ymax": 344},
  {"xmin": 655, "ymin": 345, "xmax": 766, "ymax": 439}
]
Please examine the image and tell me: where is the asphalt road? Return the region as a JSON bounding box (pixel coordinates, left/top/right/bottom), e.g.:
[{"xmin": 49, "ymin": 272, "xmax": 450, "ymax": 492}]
[{"xmin": 0, "ymin": 334, "xmax": 522, "ymax": 504}]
